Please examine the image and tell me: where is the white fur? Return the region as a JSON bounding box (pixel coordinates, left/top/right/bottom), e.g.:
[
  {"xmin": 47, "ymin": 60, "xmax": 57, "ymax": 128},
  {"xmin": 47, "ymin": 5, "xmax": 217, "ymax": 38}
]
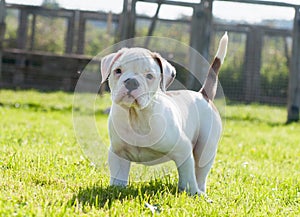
[
  {"xmin": 101, "ymin": 41, "xmax": 226, "ymax": 194},
  {"xmin": 216, "ymin": 32, "xmax": 228, "ymax": 64}
]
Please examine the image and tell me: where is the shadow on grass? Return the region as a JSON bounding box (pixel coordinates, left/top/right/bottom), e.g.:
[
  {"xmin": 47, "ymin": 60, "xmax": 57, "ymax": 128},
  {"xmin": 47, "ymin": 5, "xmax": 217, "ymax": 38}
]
[{"xmin": 68, "ymin": 178, "xmax": 177, "ymax": 209}]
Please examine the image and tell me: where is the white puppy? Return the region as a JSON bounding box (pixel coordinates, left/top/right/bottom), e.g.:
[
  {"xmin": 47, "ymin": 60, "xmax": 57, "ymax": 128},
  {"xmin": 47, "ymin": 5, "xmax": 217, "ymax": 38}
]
[{"xmin": 101, "ymin": 33, "xmax": 228, "ymax": 194}]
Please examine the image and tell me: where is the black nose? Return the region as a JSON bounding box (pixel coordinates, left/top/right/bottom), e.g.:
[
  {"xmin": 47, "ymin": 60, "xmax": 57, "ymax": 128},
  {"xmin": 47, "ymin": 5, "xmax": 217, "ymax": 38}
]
[{"xmin": 124, "ymin": 78, "xmax": 139, "ymax": 91}]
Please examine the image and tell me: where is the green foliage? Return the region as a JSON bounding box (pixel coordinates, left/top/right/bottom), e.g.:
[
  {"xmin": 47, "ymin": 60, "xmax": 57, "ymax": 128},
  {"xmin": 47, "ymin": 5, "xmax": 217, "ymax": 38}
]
[
  {"xmin": 135, "ymin": 20, "xmax": 190, "ymax": 49},
  {"xmin": 261, "ymin": 36, "xmax": 289, "ymax": 98},
  {"xmin": 33, "ymin": 16, "xmax": 65, "ymax": 54},
  {"xmin": 152, "ymin": 21, "xmax": 190, "ymax": 45},
  {"xmin": 84, "ymin": 21, "xmax": 115, "ymax": 56},
  {"xmin": 0, "ymin": 90, "xmax": 299, "ymax": 216},
  {"xmin": 3, "ymin": 9, "xmax": 18, "ymax": 48},
  {"xmin": 42, "ymin": 0, "xmax": 60, "ymax": 9},
  {"xmin": 216, "ymin": 32, "xmax": 246, "ymax": 100}
]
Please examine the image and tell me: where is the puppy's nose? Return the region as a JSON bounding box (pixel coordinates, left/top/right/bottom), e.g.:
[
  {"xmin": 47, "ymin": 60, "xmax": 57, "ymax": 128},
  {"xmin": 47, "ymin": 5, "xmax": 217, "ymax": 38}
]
[{"xmin": 124, "ymin": 78, "xmax": 139, "ymax": 91}]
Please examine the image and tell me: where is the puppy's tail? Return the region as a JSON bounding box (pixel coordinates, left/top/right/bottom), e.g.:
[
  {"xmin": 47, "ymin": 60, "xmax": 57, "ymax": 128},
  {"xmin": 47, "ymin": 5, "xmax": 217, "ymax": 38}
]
[{"xmin": 200, "ymin": 32, "xmax": 228, "ymax": 101}]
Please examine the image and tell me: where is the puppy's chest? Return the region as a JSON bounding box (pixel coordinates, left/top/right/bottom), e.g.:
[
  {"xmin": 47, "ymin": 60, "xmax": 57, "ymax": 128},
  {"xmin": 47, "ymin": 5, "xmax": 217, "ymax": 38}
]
[
  {"xmin": 115, "ymin": 144, "xmax": 166, "ymax": 163},
  {"xmin": 110, "ymin": 119, "xmax": 177, "ymax": 163}
]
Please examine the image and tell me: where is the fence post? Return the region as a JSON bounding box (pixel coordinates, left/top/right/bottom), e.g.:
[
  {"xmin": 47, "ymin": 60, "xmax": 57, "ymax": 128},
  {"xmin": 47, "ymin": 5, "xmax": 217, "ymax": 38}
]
[
  {"xmin": 118, "ymin": 0, "xmax": 136, "ymax": 42},
  {"xmin": 287, "ymin": 7, "xmax": 300, "ymax": 123},
  {"xmin": 65, "ymin": 11, "xmax": 75, "ymax": 54},
  {"xmin": 76, "ymin": 11, "xmax": 85, "ymax": 54},
  {"xmin": 14, "ymin": 8, "xmax": 29, "ymax": 86},
  {"xmin": 244, "ymin": 27, "xmax": 263, "ymax": 103},
  {"xmin": 17, "ymin": 9, "xmax": 28, "ymax": 50},
  {"xmin": 0, "ymin": 0, "xmax": 5, "ymax": 81},
  {"xmin": 187, "ymin": 0, "xmax": 213, "ymax": 90},
  {"xmin": 29, "ymin": 14, "xmax": 36, "ymax": 50}
]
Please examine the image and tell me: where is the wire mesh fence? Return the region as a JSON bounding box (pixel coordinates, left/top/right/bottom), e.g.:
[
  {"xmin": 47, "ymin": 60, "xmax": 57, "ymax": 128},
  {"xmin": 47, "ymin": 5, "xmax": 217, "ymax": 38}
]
[{"xmin": 0, "ymin": 2, "xmax": 295, "ymax": 106}]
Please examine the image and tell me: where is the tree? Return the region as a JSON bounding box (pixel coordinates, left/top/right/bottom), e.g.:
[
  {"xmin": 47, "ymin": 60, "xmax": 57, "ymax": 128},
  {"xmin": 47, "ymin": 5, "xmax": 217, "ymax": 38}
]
[{"xmin": 42, "ymin": 0, "xmax": 59, "ymax": 9}]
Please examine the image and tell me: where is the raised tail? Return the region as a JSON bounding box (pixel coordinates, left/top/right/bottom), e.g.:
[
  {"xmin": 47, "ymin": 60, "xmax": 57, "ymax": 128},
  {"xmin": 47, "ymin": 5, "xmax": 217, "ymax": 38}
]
[{"xmin": 200, "ymin": 32, "xmax": 228, "ymax": 101}]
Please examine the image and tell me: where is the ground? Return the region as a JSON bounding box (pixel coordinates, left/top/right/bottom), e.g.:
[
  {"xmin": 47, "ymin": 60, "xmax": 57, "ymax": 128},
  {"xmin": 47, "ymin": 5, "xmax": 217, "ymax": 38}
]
[{"xmin": 0, "ymin": 90, "xmax": 299, "ymax": 216}]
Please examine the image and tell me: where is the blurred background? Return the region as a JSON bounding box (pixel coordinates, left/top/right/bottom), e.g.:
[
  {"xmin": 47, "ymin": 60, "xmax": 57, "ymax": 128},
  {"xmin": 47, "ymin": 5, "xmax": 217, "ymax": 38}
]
[{"xmin": 0, "ymin": 0, "xmax": 299, "ymax": 122}]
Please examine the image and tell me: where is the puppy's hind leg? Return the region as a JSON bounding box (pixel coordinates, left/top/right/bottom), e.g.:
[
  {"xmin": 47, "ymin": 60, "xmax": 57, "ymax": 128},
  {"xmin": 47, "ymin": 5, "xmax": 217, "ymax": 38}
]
[
  {"xmin": 171, "ymin": 136, "xmax": 200, "ymax": 195},
  {"xmin": 193, "ymin": 152, "xmax": 216, "ymax": 193},
  {"xmin": 176, "ymin": 154, "xmax": 200, "ymax": 194},
  {"xmin": 108, "ymin": 149, "xmax": 131, "ymax": 186},
  {"xmin": 193, "ymin": 32, "xmax": 227, "ymax": 194},
  {"xmin": 193, "ymin": 126, "xmax": 221, "ymax": 193}
]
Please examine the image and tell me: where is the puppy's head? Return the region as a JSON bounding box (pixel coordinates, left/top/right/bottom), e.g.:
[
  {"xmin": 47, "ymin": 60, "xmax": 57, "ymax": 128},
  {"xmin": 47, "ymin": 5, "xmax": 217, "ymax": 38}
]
[{"xmin": 101, "ymin": 48, "xmax": 176, "ymax": 109}]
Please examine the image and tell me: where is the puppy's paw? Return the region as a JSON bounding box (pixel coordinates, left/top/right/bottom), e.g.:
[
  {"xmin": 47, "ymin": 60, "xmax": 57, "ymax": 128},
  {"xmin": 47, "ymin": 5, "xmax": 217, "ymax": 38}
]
[
  {"xmin": 178, "ymin": 185, "xmax": 201, "ymax": 196},
  {"xmin": 204, "ymin": 196, "xmax": 213, "ymax": 204},
  {"xmin": 110, "ymin": 178, "xmax": 128, "ymax": 187},
  {"xmin": 194, "ymin": 192, "xmax": 214, "ymax": 204}
]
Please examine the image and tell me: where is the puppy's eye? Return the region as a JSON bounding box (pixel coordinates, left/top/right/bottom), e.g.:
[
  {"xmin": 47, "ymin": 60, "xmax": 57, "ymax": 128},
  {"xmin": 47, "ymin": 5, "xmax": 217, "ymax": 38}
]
[
  {"xmin": 146, "ymin": 73, "xmax": 153, "ymax": 80},
  {"xmin": 114, "ymin": 68, "xmax": 122, "ymax": 75}
]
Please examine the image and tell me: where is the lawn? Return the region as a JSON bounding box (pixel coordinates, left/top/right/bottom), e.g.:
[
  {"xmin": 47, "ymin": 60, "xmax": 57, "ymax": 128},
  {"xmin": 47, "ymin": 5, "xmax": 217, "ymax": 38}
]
[{"xmin": 0, "ymin": 90, "xmax": 299, "ymax": 216}]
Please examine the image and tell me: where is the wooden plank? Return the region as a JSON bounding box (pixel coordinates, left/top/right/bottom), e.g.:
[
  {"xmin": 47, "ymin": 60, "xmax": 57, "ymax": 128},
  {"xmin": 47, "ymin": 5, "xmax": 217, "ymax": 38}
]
[
  {"xmin": 2, "ymin": 49, "xmax": 92, "ymax": 91},
  {"xmin": 14, "ymin": 8, "xmax": 28, "ymax": 86},
  {"xmin": 6, "ymin": 4, "xmax": 75, "ymax": 18},
  {"xmin": 287, "ymin": 7, "xmax": 300, "ymax": 122},
  {"xmin": 244, "ymin": 27, "xmax": 263, "ymax": 102},
  {"xmin": 117, "ymin": 0, "xmax": 129, "ymax": 41},
  {"xmin": 137, "ymin": 0, "xmax": 197, "ymax": 8},
  {"xmin": 65, "ymin": 13, "xmax": 75, "ymax": 54},
  {"xmin": 244, "ymin": 30, "xmax": 255, "ymax": 102},
  {"xmin": 107, "ymin": 11, "xmax": 112, "ymax": 34},
  {"xmin": 76, "ymin": 12, "xmax": 86, "ymax": 54},
  {"xmin": 214, "ymin": 23, "xmax": 292, "ymax": 36},
  {"xmin": 214, "ymin": 23, "xmax": 250, "ymax": 33},
  {"xmin": 29, "ymin": 14, "xmax": 36, "ymax": 50},
  {"xmin": 3, "ymin": 48, "xmax": 91, "ymax": 60},
  {"xmin": 191, "ymin": 0, "xmax": 213, "ymax": 59},
  {"xmin": 118, "ymin": 0, "xmax": 135, "ymax": 41},
  {"xmin": 216, "ymin": 0, "xmax": 299, "ymax": 8},
  {"xmin": 144, "ymin": 1, "xmax": 162, "ymax": 47},
  {"xmin": 0, "ymin": 0, "xmax": 5, "ymax": 22},
  {"xmin": 253, "ymin": 28, "xmax": 263, "ymax": 102},
  {"xmin": 128, "ymin": 0, "xmax": 137, "ymax": 40},
  {"xmin": 139, "ymin": 0, "xmax": 299, "ymax": 8},
  {"xmin": 79, "ymin": 10, "xmax": 119, "ymax": 22},
  {"xmin": 136, "ymin": 14, "xmax": 190, "ymax": 24},
  {"xmin": 17, "ymin": 9, "xmax": 28, "ymax": 49}
]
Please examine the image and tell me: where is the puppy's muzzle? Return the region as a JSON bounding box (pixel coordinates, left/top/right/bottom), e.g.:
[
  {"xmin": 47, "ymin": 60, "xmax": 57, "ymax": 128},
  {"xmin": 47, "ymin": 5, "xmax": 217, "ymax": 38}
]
[{"xmin": 124, "ymin": 78, "xmax": 139, "ymax": 92}]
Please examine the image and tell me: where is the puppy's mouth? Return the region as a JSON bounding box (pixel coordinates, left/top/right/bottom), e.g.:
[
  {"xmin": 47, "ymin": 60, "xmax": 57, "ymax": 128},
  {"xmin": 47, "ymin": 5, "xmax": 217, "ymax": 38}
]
[
  {"xmin": 124, "ymin": 92, "xmax": 140, "ymax": 107},
  {"xmin": 114, "ymin": 90, "xmax": 149, "ymax": 109}
]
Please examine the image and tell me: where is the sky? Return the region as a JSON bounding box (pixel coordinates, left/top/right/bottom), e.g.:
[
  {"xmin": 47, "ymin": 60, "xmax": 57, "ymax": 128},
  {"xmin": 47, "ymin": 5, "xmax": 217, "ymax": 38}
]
[{"xmin": 5, "ymin": 0, "xmax": 299, "ymax": 23}]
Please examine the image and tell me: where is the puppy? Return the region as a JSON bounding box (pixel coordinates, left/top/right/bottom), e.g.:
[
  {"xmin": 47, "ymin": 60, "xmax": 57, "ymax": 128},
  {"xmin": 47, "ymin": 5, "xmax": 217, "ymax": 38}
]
[{"xmin": 101, "ymin": 33, "xmax": 228, "ymax": 194}]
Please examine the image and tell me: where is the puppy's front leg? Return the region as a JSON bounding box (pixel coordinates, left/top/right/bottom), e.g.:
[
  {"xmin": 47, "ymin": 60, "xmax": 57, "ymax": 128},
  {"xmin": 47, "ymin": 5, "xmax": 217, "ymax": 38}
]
[{"xmin": 108, "ymin": 149, "xmax": 131, "ymax": 186}]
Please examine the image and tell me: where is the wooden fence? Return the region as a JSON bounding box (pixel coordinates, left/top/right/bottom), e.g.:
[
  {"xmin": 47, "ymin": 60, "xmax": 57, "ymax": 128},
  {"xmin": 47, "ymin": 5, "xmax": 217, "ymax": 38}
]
[
  {"xmin": 0, "ymin": 0, "xmax": 300, "ymax": 122},
  {"xmin": 1, "ymin": 49, "xmax": 90, "ymax": 91}
]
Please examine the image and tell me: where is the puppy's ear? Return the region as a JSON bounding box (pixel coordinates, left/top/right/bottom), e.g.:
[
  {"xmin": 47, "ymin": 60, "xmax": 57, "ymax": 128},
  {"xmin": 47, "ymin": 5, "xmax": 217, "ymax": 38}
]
[
  {"xmin": 100, "ymin": 48, "xmax": 127, "ymax": 83},
  {"xmin": 153, "ymin": 53, "xmax": 176, "ymax": 92}
]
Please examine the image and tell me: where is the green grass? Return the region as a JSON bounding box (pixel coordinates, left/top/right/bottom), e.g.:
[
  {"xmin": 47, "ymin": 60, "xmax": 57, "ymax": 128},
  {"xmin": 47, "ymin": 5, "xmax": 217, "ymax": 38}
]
[{"xmin": 0, "ymin": 90, "xmax": 299, "ymax": 216}]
